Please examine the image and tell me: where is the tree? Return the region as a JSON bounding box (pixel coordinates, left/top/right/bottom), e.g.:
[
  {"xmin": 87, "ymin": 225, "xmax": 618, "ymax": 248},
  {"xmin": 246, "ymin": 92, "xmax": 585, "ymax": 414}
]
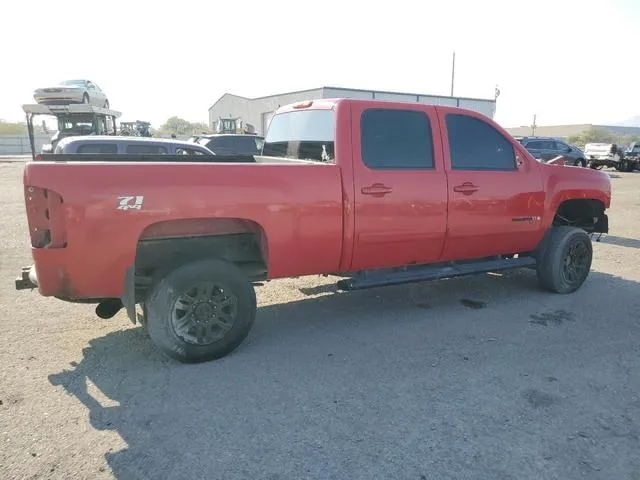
[
  {"xmin": 567, "ymin": 126, "xmax": 618, "ymax": 148},
  {"xmin": 157, "ymin": 117, "xmax": 210, "ymax": 137},
  {"xmin": 0, "ymin": 120, "xmax": 28, "ymax": 134},
  {"xmin": 0, "ymin": 119, "xmax": 47, "ymax": 135}
]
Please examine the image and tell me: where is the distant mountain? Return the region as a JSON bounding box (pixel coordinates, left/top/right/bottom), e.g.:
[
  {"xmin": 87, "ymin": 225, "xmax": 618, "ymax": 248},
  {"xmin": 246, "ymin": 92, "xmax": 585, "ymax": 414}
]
[{"xmin": 616, "ymin": 115, "xmax": 640, "ymax": 127}]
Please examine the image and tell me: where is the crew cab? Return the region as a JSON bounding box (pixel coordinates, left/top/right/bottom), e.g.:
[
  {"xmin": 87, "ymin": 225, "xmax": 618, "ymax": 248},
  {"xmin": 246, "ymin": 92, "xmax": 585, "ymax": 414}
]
[{"xmin": 15, "ymin": 98, "xmax": 611, "ymax": 363}]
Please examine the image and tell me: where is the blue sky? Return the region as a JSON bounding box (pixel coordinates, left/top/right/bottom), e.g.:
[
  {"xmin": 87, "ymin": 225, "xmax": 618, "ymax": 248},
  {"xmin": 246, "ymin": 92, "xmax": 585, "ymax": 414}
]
[{"xmin": 0, "ymin": 0, "xmax": 638, "ymax": 128}]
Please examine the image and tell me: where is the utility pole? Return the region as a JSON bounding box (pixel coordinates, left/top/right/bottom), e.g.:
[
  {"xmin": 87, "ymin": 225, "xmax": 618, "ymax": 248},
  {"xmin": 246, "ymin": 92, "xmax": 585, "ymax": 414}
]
[
  {"xmin": 450, "ymin": 52, "xmax": 456, "ymax": 96},
  {"xmin": 531, "ymin": 114, "xmax": 537, "ymax": 136}
]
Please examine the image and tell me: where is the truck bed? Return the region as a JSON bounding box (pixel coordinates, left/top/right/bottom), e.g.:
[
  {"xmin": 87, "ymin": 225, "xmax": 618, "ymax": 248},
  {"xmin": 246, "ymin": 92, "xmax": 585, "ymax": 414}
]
[{"xmin": 35, "ymin": 154, "xmax": 327, "ymax": 165}]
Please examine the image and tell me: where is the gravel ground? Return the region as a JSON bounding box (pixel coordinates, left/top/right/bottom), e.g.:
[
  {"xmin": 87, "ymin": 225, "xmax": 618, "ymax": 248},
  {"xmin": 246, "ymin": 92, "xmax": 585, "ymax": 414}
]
[{"xmin": 1, "ymin": 159, "xmax": 639, "ymax": 480}]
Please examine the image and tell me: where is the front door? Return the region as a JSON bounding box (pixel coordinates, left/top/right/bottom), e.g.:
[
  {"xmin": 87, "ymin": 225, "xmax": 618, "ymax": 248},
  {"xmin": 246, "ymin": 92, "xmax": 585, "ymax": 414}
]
[
  {"xmin": 349, "ymin": 104, "xmax": 448, "ymax": 271},
  {"xmin": 437, "ymin": 109, "xmax": 545, "ymax": 261}
]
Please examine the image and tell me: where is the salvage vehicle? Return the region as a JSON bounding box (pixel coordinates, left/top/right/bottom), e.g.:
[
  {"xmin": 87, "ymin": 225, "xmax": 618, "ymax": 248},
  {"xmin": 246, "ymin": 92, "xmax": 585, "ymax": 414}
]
[
  {"xmin": 585, "ymin": 142, "xmax": 638, "ymax": 171},
  {"xmin": 15, "ymin": 98, "xmax": 611, "ymax": 363},
  {"xmin": 33, "ymin": 79, "xmax": 109, "ymax": 108}
]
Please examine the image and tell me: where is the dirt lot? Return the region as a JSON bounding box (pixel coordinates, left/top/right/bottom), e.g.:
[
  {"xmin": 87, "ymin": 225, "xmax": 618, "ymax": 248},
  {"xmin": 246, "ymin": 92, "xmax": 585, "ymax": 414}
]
[{"xmin": 1, "ymin": 159, "xmax": 639, "ymax": 480}]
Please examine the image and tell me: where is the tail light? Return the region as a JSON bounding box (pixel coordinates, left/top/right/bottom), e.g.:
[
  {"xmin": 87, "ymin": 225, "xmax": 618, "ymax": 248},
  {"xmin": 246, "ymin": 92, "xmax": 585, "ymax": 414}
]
[{"xmin": 24, "ymin": 186, "xmax": 67, "ymax": 248}]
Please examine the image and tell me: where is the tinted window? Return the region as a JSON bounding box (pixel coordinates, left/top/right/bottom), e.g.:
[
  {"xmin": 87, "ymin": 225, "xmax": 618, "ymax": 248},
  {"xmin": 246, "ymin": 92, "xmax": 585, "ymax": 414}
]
[
  {"xmin": 554, "ymin": 141, "xmax": 569, "ymax": 151},
  {"xmin": 204, "ymin": 137, "xmax": 236, "ymax": 154},
  {"xmin": 76, "ymin": 143, "xmax": 118, "ymax": 154},
  {"xmin": 235, "ymin": 136, "xmax": 261, "ymax": 155},
  {"xmin": 446, "ymin": 114, "xmax": 515, "ymax": 170},
  {"xmin": 125, "ymin": 144, "xmax": 168, "ymax": 154},
  {"xmin": 361, "ymin": 108, "xmax": 434, "ymax": 169},
  {"xmin": 525, "ymin": 140, "xmax": 542, "ymax": 149}
]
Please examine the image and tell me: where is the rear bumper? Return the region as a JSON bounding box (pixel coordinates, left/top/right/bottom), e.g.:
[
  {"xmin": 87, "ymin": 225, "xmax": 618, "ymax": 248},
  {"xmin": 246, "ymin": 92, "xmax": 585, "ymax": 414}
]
[{"xmin": 15, "ymin": 265, "xmax": 38, "ymax": 290}]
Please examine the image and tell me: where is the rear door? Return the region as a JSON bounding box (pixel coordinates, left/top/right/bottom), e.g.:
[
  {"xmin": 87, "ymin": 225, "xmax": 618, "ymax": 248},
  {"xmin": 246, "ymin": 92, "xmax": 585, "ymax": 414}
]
[
  {"xmin": 350, "ymin": 104, "xmax": 448, "ymax": 271},
  {"xmin": 438, "ymin": 108, "xmax": 545, "ymax": 260}
]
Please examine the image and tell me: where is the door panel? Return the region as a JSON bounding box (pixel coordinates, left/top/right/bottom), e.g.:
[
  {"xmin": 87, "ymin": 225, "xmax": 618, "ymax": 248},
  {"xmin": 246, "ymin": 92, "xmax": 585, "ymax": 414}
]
[
  {"xmin": 350, "ymin": 104, "xmax": 448, "ymax": 271},
  {"xmin": 438, "ymin": 109, "xmax": 545, "ymax": 260}
]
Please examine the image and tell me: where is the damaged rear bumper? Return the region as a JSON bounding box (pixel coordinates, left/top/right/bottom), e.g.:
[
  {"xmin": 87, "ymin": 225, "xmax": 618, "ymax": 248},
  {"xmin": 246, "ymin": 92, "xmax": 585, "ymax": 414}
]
[{"xmin": 15, "ymin": 265, "xmax": 38, "ymax": 290}]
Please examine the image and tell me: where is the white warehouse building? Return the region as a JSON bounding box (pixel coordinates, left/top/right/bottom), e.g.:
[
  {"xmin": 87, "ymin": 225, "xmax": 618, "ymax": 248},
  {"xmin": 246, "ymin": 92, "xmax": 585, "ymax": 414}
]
[{"xmin": 208, "ymin": 86, "xmax": 497, "ymax": 136}]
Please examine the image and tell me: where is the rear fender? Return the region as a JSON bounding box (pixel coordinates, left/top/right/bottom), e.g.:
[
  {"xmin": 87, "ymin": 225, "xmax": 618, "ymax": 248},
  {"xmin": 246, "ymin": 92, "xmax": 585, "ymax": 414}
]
[{"xmin": 121, "ymin": 218, "xmax": 269, "ymax": 323}]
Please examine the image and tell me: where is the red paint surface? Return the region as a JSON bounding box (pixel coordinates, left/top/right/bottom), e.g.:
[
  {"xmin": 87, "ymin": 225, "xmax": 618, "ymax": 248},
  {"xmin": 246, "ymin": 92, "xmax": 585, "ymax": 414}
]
[{"xmin": 21, "ymin": 98, "xmax": 612, "ymax": 299}]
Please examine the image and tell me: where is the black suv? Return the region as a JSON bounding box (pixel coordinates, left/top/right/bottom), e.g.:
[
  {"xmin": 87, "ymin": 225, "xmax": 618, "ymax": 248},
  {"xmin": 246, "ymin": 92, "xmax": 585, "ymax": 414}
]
[
  {"xmin": 515, "ymin": 136, "xmax": 587, "ymax": 167},
  {"xmin": 191, "ymin": 134, "xmax": 264, "ymax": 156}
]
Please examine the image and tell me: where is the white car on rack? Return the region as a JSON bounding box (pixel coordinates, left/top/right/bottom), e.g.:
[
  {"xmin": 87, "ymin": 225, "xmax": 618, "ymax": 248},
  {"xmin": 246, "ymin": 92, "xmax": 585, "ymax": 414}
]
[{"xmin": 33, "ymin": 79, "xmax": 110, "ymax": 108}]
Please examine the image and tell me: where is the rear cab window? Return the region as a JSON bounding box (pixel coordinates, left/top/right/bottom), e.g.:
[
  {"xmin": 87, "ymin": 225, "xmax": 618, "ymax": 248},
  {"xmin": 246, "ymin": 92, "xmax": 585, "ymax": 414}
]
[
  {"xmin": 262, "ymin": 109, "xmax": 335, "ymax": 162},
  {"xmin": 446, "ymin": 114, "xmax": 516, "ymax": 170}
]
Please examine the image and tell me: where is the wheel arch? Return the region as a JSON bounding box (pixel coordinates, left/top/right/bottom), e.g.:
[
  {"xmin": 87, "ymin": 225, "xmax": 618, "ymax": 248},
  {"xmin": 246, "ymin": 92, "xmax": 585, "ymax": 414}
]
[
  {"xmin": 121, "ymin": 217, "xmax": 269, "ymax": 323},
  {"xmin": 552, "ymin": 198, "xmax": 607, "ymax": 233}
]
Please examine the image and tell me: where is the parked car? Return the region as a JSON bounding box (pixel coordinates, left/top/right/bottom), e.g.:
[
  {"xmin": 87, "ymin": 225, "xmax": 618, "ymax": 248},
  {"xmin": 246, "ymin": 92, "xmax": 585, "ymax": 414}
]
[
  {"xmin": 33, "ymin": 80, "xmax": 110, "ymax": 108},
  {"xmin": 15, "ymin": 98, "xmax": 611, "ymax": 363},
  {"xmin": 192, "ymin": 134, "xmax": 264, "ymax": 155},
  {"xmin": 515, "ymin": 136, "xmax": 587, "ymax": 167},
  {"xmin": 52, "ymin": 136, "xmax": 215, "ymax": 156},
  {"xmin": 584, "ymin": 142, "xmax": 638, "ymax": 172}
]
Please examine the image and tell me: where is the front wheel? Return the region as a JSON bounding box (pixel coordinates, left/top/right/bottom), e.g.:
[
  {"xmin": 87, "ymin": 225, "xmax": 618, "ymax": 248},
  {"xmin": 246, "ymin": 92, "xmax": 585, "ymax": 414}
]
[
  {"xmin": 536, "ymin": 227, "xmax": 593, "ymax": 294},
  {"xmin": 145, "ymin": 259, "xmax": 257, "ymax": 363}
]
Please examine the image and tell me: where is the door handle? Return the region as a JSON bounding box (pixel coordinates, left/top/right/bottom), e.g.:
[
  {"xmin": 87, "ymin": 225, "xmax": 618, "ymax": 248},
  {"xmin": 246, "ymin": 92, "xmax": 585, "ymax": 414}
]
[
  {"xmin": 361, "ymin": 183, "xmax": 392, "ymax": 197},
  {"xmin": 453, "ymin": 182, "xmax": 478, "ymax": 195}
]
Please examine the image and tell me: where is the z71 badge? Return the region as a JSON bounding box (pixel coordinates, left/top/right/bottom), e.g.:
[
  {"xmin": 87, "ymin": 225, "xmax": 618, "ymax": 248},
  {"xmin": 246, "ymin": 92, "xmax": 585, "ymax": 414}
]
[{"xmin": 117, "ymin": 196, "xmax": 144, "ymax": 211}]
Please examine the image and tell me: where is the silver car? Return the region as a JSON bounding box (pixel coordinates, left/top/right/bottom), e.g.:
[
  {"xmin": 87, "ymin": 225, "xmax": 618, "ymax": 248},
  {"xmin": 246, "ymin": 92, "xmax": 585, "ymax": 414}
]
[
  {"xmin": 33, "ymin": 80, "xmax": 110, "ymax": 108},
  {"xmin": 53, "ymin": 136, "xmax": 215, "ymax": 156}
]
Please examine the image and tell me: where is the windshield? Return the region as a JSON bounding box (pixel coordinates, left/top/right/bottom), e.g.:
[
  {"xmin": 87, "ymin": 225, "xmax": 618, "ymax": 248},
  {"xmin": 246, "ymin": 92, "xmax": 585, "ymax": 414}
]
[
  {"xmin": 262, "ymin": 109, "xmax": 335, "ymax": 162},
  {"xmin": 57, "ymin": 115, "xmax": 94, "ymax": 133},
  {"xmin": 60, "ymin": 80, "xmax": 86, "ymax": 86}
]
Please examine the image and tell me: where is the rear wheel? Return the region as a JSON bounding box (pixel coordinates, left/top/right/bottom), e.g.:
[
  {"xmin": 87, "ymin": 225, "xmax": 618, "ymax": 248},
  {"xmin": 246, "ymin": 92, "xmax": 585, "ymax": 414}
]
[
  {"xmin": 536, "ymin": 227, "xmax": 592, "ymax": 293},
  {"xmin": 145, "ymin": 259, "xmax": 256, "ymax": 363},
  {"xmin": 574, "ymin": 158, "xmax": 586, "ymax": 167}
]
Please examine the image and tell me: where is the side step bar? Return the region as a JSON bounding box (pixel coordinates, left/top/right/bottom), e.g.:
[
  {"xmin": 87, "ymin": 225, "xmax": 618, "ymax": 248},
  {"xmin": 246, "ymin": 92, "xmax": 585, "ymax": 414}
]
[{"xmin": 336, "ymin": 256, "xmax": 536, "ymax": 291}]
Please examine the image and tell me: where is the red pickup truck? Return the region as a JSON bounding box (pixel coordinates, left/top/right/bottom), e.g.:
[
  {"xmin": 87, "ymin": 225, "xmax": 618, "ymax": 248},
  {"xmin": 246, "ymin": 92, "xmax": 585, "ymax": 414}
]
[{"xmin": 16, "ymin": 98, "xmax": 611, "ymax": 363}]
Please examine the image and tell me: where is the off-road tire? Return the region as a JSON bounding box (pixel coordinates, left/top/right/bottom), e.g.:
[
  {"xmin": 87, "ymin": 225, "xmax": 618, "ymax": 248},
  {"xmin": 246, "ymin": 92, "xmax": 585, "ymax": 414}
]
[
  {"xmin": 145, "ymin": 259, "xmax": 256, "ymax": 363},
  {"xmin": 536, "ymin": 226, "xmax": 592, "ymax": 293}
]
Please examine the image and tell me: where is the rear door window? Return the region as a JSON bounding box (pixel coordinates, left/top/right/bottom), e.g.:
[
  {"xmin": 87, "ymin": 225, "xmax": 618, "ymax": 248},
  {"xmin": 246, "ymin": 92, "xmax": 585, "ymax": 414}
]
[
  {"xmin": 235, "ymin": 136, "xmax": 261, "ymax": 155},
  {"xmin": 76, "ymin": 143, "xmax": 118, "ymax": 154},
  {"xmin": 446, "ymin": 114, "xmax": 515, "ymax": 170},
  {"xmin": 176, "ymin": 147, "xmax": 208, "ymax": 155},
  {"xmin": 360, "ymin": 108, "xmax": 434, "ymax": 169},
  {"xmin": 206, "ymin": 137, "xmax": 236, "ymax": 154},
  {"xmin": 125, "ymin": 144, "xmax": 168, "ymax": 154}
]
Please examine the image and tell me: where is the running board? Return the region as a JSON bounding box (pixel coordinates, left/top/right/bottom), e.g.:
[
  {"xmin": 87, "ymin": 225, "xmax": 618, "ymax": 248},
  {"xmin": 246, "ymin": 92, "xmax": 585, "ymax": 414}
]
[{"xmin": 336, "ymin": 256, "xmax": 537, "ymax": 291}]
